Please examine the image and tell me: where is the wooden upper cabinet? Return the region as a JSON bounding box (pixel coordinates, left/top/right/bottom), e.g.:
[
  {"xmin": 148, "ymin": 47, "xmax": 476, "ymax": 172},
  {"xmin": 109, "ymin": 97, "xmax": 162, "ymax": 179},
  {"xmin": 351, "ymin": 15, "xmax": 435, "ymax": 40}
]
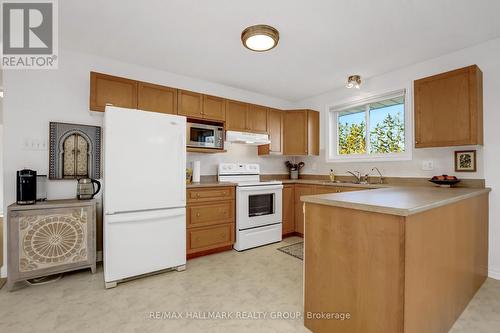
[
  {"xmin": 283, "ymin": 110, "xmax": 320, "ymax": 156},
  {"xmin": 258, "ymin": 108, "xmax": 283, "ymax": 155},
  {"xmin": 178, "ymin": 89, "xmax": 203, "ymax": 118},
  {"xmin": 268, "ymin": 108, "xmax": 283, "ymax": 153},
  {"xmin": 226, "ymin": 100, "xmax": 248, "ymax": 131},
  {"xmin": 179, "ymin": 91, "xmax": 225, "ymax": 121},
  {"xmin": 90, "ymin": 72, "xmax": 138, "ymax": 112},
  {"xmin": 247, "ymin": 104, "xmax": 268, "ymax": 133},
  {"xmin": 307, "ymin": 110, "xmax": 320, "ymax": 155},
  {"xmin": 137, "ymin": 82, "xmax": 177, "ymax": 115},
  {"xmin": 203, "ymin": 95, "xmax": 226, "ymax": 121},
  {"xmin": 284, "ymin": 110, "xmax": 307, "ymax": 155},
  {"xmin": 414, "ymin": 65, "xmax": 483, "ymax": 148}
]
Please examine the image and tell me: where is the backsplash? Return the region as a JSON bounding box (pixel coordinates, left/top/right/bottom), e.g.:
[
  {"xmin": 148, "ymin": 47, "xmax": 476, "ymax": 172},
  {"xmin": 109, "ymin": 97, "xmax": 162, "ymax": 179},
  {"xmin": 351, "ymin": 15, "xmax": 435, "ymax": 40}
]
[{"xmin": 187, "ymin": 143, "xmax": 288, "ymax": 176}]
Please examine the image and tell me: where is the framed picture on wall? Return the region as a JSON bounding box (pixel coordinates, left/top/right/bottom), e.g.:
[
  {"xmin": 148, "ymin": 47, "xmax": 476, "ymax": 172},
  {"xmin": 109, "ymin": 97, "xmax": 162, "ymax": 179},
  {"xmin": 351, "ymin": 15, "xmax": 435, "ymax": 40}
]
[{"xmin": 454, "ymin": 150, "xmax": 477, "ymax": 172}]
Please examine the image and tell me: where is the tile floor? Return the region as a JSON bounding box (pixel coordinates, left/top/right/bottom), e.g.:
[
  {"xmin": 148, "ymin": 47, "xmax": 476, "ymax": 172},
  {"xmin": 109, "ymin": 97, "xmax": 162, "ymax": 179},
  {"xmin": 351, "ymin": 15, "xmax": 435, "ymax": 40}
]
[{"xmin": 0, "ymin": 236, "xmax": 499, "ymax": 333}]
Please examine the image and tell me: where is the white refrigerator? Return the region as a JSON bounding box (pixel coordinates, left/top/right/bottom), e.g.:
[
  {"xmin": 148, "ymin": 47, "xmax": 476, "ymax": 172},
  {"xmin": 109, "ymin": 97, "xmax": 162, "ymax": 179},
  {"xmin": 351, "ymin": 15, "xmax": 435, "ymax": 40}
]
[{"xmin": 103, "ymin": 106, "xmax": 186, "ymax": 288}]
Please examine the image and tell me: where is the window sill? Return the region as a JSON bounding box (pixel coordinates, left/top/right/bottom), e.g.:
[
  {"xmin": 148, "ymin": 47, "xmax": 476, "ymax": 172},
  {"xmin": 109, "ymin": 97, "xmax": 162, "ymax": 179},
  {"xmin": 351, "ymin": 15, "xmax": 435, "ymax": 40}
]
[{"xmin": 326, "ymin": 153, "xmax": 412, "ymax": 163}]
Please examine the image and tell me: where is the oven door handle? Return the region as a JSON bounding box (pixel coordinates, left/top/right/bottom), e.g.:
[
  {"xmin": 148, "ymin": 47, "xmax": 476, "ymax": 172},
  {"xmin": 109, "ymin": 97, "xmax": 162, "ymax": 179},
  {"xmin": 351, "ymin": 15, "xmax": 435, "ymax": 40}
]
[{"xmin": 237, "ymin": 185, "xmax": 283, "ymax": 192}]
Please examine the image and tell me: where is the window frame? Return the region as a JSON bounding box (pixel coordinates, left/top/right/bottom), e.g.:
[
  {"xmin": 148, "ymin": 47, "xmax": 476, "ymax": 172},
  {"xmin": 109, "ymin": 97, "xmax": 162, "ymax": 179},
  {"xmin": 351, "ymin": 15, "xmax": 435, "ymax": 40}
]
[{"xmin": 326, "ymin": 87, "xmax": 413, "ymax": 163}]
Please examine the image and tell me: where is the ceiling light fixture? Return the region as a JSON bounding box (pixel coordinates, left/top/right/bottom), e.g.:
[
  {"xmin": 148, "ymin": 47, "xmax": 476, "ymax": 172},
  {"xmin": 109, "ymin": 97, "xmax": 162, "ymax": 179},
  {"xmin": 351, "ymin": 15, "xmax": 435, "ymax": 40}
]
[
  {"xmin": 346, "ymin": 75, "xmax": 362, "ymax": 89},
  {"xmin": 241, "ymin": 25, "xmax": 279, "ymax": 52}
]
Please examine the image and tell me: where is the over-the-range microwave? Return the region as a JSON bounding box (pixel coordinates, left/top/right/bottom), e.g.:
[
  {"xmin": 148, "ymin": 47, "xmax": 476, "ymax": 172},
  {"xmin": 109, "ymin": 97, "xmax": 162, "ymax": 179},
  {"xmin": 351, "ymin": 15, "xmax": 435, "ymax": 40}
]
[{"xmin": 187, "ymin": 121, "xmax": 224, "ymax": 149}]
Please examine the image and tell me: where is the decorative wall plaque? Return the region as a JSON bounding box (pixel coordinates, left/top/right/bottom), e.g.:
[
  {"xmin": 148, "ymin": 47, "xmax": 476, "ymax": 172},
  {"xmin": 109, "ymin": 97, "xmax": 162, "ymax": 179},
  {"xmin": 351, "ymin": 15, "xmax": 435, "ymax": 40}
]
[{"xmin": 49, "ymin": 122, "xmax": 101, "ymax": 179}]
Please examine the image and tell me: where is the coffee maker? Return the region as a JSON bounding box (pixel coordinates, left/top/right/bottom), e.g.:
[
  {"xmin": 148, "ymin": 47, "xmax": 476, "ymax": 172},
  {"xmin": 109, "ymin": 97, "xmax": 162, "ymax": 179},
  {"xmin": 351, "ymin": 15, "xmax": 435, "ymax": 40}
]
[{"xmin": 17, "ymin": 169, "xmax": 37, "ymax": 205}]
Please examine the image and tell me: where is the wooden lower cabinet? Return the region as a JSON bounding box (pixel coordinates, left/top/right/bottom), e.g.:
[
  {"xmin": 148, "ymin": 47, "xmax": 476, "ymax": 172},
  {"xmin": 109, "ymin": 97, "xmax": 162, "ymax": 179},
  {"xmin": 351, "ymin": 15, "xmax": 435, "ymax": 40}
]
[
  {"xmin": 294, "ymin": 185, "xmax": 315, "ymax": 235},
  {"xmin": 314, "ymin": 185, "xmax": 361, "ymax": 194},
  {"xmin": 186, "ymin": 186, "xmax": 235, "ymax": 258},
  {"xmin": 294, "ymin": 184, "xmax": 365, "ymax": 235},
  {"xmin": 282, "ymin": 185, "xmax": 295, "ymax": 236},
  {"xmin": 187, "ymin": 223, "xmax": 234, "ymax": 255},
  {"xmin": 187, "ymin": 187, "xmax": 233, "ymax": 203},
  {"xmin": 187, "ymin": 201, "xmax": 233, "ymax": 228},
  {"xmin": 304, "ymin": 193, "xmax": 489, "ymax": 333}
]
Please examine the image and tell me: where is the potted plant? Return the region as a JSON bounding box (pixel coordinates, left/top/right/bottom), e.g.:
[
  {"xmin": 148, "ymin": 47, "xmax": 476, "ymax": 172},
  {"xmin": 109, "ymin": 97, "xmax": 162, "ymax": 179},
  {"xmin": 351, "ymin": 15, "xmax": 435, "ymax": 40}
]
[{"xmin": 285, "ymin": 161, "xmax": 305, "ymax": 179}]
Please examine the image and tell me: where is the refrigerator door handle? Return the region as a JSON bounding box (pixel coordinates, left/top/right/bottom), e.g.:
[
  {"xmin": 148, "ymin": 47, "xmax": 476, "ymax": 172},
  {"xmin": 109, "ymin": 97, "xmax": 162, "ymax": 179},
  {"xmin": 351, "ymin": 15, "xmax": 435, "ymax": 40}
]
[{"xmin": 106, "ymin": 208, "xmax": 185, "ymax": 224}]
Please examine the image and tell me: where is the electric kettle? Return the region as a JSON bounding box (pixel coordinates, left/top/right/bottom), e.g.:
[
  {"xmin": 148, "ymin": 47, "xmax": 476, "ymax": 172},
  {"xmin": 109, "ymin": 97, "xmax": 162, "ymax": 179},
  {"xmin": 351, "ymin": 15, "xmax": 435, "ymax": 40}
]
[{"xmin": 77, "ymin": 178, "xmax": 101, "ymax": 200}]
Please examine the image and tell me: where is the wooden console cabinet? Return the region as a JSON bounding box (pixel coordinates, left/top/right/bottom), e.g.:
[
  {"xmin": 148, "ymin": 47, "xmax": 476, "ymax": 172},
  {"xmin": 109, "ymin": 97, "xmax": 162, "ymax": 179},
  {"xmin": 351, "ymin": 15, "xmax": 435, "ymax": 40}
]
[{"xmin": 7, "ymin": 200, "xmax": 97, "ymax": 290}]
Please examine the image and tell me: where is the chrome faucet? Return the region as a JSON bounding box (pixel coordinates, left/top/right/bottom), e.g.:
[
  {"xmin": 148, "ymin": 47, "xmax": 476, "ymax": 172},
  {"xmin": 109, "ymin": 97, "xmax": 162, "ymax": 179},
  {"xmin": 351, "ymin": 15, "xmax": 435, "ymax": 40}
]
[
  {"xmin": 346, "ymin": 170, "xmax": 362, "ymax": 184},
  {"xmin": 371, "ymin": 167, "xmax": 384, "ymax": 184}
]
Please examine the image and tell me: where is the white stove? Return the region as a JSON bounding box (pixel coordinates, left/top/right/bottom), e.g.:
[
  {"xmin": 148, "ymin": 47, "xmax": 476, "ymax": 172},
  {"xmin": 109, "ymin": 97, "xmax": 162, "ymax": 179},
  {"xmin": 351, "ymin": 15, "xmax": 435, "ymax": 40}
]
[{"xmin": 218, "ymin": 163, "xmax": 283, "ymax": 251}]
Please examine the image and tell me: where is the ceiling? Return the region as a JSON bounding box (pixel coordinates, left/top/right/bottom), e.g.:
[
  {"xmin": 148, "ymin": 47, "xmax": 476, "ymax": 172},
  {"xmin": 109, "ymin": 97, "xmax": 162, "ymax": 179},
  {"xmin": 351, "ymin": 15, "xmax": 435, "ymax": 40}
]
[{"xmin": 60, "ymin": 0, "xmax": 500, "ymax": 102}]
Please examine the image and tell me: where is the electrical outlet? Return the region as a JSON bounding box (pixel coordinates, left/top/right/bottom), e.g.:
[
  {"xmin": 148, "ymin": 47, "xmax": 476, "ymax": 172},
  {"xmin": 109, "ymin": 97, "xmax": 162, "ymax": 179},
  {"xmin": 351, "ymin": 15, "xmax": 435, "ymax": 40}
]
[{"xmin": 422, "ymin": 160, "xmax": 434, "ymax": 171}]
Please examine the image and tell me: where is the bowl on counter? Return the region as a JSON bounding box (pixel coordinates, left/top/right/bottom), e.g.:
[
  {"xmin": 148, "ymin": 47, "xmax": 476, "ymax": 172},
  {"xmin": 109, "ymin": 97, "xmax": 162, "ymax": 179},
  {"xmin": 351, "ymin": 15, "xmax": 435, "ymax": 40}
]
[{"xmin": 429, "ymin": 175, "xmax": 461, "ymax": 187}]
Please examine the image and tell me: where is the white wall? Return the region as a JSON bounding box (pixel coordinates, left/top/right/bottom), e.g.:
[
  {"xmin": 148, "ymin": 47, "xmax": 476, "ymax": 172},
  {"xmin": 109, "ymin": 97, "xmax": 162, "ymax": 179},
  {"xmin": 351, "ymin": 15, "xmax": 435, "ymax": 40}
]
[
  {"xmin": 296, "ymin": 38, "xmax": 500, "ymax": 279},
  {"xmin": 0, "ymin": 49, "xmax": 293, "ymax": 277}
]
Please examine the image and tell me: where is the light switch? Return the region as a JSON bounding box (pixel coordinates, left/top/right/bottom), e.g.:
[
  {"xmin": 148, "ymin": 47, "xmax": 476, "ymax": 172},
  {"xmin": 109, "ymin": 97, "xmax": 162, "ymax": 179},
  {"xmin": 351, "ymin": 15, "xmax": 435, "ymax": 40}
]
[{"xmin": 23, "ymin": 138, "xmax": 47, "ymax": 151}]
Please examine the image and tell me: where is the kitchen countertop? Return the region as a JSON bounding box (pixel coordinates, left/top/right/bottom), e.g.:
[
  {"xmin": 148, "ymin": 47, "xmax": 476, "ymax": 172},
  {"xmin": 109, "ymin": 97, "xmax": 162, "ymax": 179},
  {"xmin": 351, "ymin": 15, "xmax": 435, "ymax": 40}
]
[
  {"xmin": 185, "ymin": 179, "xmax": 384, "ymax": 189},
  {"xmin": 186, "ymin": 181, "xmax": 237, "ymax": 188},
  {"xmin": 300, "ymin": 186, "xmax": 491, "ymax": 216},
  {"xmin": 278, "ymin": 179, "xmax": 388, "ymax": 188}
]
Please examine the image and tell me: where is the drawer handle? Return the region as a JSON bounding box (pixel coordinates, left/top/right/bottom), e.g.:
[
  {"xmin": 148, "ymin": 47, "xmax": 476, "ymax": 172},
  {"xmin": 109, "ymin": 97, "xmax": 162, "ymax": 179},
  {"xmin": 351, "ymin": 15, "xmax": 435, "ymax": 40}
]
[
  {"xmin": 196, "ymin": 213, "xmax": 201, "ymax": 217},
  {"xmin": 196, "ymin": 193, "xmax": 200, "ymax": 198}
]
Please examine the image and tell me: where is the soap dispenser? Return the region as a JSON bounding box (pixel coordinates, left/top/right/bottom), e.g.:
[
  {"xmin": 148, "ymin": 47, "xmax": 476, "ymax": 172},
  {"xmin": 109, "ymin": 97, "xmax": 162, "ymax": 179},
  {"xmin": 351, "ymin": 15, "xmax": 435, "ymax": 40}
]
[{"xmin": 329, "ymin": 169, "xmax": 335, "ymax": 182}]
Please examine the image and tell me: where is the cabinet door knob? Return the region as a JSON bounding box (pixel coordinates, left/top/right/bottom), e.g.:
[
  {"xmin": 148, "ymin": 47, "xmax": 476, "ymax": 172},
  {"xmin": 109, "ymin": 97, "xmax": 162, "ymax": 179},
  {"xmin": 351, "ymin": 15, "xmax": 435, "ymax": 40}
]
[{"xmin": 196, "ymin": 212, "xmax": 200, "ymax": 217}]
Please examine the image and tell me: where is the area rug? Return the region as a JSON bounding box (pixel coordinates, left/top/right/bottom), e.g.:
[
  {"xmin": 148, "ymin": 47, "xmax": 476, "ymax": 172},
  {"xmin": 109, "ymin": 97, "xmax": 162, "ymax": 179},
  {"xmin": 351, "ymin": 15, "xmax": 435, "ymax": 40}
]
[{"xmin": 277, "ymin": 242, "xmax": 304, "ymax": 260}]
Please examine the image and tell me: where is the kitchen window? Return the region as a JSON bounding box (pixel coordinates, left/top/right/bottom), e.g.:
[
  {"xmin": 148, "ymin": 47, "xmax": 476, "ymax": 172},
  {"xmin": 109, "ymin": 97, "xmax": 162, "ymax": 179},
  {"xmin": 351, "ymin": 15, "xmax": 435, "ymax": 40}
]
[{"xmin": 327, "ymin": 89, "xmax": 412, "ymax": 162}]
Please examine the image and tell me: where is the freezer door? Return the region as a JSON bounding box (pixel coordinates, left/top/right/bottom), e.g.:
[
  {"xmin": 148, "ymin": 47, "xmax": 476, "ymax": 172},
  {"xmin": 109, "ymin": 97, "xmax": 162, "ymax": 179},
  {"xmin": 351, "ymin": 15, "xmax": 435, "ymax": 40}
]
[
  {"xmin": 104, "ymin": 208, "xmax": 186, "ymax": 282},
  {"xmin": 104, "ymin": 106, "xmax": 186, "ymax": 214}
]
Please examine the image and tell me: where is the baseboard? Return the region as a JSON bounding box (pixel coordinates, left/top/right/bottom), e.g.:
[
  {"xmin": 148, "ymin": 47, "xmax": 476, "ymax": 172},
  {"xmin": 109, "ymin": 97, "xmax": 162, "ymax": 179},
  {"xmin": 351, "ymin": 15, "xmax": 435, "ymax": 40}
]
[
  {"xmin": 187, "ymin": 245, "xmax": 233, "ymax": 259},
  {"xmin": 489, "ymin": 268, "xmax": 500, "ymax": 280},
  {"xmin": 283, "ymin": 232, "xmax": 303, "ymax": 238}
]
